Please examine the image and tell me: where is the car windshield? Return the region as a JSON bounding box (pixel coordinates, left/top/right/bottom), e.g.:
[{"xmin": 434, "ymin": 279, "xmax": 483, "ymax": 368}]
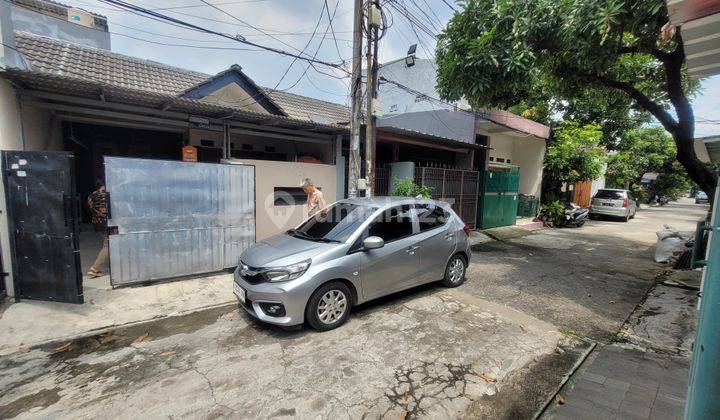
[
  {"xmin": 289, "ymin": 203, "xmax": 377, "ymax": 243},
  {"xmin": 595, "ymin": 190, "xmax": 624, "ymax": 199},
  {"xmin": 697, "ymin": 192, "xmax": 708, "ymax": 198}
]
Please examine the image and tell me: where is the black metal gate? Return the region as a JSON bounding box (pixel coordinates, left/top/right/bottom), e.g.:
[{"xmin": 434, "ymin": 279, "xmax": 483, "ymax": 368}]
[{"xmin": 2, "ymin": 151, "xmax": 83, "ymax": 303}]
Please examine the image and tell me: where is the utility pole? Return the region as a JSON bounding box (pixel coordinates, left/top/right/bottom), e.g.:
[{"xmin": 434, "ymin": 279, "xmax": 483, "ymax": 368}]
[
  {"xmin": 364, "ymin": 0, "xmax": 379, "ymax": 197},
  {"xmin": 347, "ymin": 0, "xmax": 363, "ymax": 198}
]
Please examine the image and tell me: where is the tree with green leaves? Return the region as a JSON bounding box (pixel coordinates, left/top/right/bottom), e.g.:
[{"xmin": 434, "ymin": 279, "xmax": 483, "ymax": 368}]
[
  {"xmin": 436, "ymin": 0, "xmax": 715, "ymax": 197},
  {"xmin": 543, "ymin": 122, "xmax": 606, "ymax": 201},
  {"xmin": 606, "ymin": 126, "xmax": 675, "ymax": 188},
  {"xmin": 606, "ymin": 126, "xmax": 693, "ymax": 201}
]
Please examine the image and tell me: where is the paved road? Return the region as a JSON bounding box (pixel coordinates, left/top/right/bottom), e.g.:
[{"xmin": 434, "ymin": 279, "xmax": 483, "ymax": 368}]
[
  {"xmin": 0, "ymin": 199, "xmax": 706, "ymax": 419},
  {"xmin": 465, "ymin": 198, "xmax": 707, "ymax": 340}
]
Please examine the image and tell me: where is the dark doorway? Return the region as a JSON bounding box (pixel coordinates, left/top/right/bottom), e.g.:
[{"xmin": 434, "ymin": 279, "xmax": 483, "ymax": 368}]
[
  {"xmin": 63, "ymin": 123, "xmax": 185, "ymax": 220},
  {"xmin": 63, "ymin": 122, "xmax": 185, "ymax": 276},
  {"xmin": 2, "ymin": 151, "xmax": 83, "ymax": 303}
]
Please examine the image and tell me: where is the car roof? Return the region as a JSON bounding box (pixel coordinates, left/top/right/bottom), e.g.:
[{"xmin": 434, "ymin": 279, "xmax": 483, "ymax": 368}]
[
  {"xmin": 338, "ymin": 196, "xmax": 448, "ymax": 209},
  {"xmin": 598, "ymin": 188, "xmax": 627, "ymax": 192}
]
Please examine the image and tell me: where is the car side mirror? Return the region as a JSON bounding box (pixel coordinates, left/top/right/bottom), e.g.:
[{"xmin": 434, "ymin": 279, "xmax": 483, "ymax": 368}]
[{"xmin": 363, "ymin": 236, "xmax": 384, "ymax": 250}]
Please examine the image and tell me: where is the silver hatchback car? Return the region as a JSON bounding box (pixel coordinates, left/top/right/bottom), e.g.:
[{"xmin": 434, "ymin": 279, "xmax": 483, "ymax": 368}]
[{"xmin": 234, "ymin": 197, "xmax": 472, "ymax": 331}]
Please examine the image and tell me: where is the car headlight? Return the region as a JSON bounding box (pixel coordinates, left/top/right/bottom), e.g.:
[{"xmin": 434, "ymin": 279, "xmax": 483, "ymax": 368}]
[{"xmin": 264, "ymin": 259, "xmax": 311, "ymax": 282}]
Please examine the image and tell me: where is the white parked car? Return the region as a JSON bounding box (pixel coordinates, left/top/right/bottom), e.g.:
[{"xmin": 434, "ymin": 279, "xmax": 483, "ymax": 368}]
[{"xmin": 589, "ymin": 189, "xmax": 638, "ymax": 222}]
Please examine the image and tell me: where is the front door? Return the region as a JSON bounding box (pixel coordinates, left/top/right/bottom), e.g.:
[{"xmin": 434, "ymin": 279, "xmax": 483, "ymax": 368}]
[
  {"xmin": 2, "ymin": 151, "xmax": 83, "ymax": 303},
  {"xmin": 358, "ymin": 205, "xmax": 418, "ymax": 300}
]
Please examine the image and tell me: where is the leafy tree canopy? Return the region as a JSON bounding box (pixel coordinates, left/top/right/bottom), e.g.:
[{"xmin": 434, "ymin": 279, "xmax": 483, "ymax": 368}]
[
  {"xmin": 605, "ymin": 126, "xmax": 675, "ymax": 188},
  {"xmin": 436, "ymin": 0, "xmax": 716, "ymax": 196},
  {"xmin": 606, "ymin": 126, "xmax": 693, "ymax": 201},
  {"xmin": 544, "ymin": 122, "xmax": 606, "ymax": 187}
]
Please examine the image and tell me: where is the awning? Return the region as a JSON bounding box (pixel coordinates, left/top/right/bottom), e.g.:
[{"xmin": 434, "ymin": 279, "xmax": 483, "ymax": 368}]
[
  {"xmin": 667, "ymin": 0, "xmax": 720, "ymax": 78},
  {"xmin": 377, "ymin": 109, "xmax": 477, "ymax": 145}
]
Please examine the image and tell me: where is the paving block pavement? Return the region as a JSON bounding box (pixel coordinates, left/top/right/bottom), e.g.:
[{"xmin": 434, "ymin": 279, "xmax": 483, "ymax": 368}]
[{"xmin": 544, "ymin": 344, "xmax": 688, "ymax": 420}]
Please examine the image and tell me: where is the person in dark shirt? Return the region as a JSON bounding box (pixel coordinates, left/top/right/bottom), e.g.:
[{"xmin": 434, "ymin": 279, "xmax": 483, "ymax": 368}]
[{"xmin": 87, "ymin": 181, "xmax": 108, "ymax": 278}]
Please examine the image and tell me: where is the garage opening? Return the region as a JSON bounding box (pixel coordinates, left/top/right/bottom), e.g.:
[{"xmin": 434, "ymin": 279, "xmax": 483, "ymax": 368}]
[{"xmin": 62, "ymin": 122, "xmax": 187, "ymax": 277}]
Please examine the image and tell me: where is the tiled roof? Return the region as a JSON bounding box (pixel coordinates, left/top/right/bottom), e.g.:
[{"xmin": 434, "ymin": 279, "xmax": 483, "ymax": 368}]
[
  {"xmin": 10, "ymin": 31, "xmax": 350, "ymax": 126},
  {"xmin": 264, "ymin": 89, "xmax": 350, "ymax": 125},
  {"xmin": 12, "ymin": 0, "xmax": 106, "ymax": 20}
]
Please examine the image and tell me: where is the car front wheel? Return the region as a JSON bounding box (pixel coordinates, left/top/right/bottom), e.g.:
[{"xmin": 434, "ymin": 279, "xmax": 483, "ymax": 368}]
[
  {"xmin": 306, "ymin": 281, "xmax": 352, "ymax": 331},
  {"xmin": 442, "ymin": 254, "xmax": 466, "ymax": 287}
]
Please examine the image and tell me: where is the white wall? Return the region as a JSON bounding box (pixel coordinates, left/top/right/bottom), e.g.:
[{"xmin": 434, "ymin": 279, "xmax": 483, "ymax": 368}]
[
  {"xmin": 512, "ymin": 136, "xmax": 546, "ymax": 197},
  {"xmin": 377, "ymin": 58, "xmax": 469, "ymax": 115},
  {"xmin": 0, "ymin": 79, "xmax": 22, "ymax": 296},
  {"xmin": 21, "ymin": 104, "xmax": 62, "ymax": 151},
  {"xmin": 487, "ymin": 133, "xmax": 515, "ymax": 162},
  {"xmin": 481, "ymin": 130, "xmax": 546, "ymax": 197},
  {"xmin": 226, "ymin": 158, "xmax": 337, "ymax": 240}
]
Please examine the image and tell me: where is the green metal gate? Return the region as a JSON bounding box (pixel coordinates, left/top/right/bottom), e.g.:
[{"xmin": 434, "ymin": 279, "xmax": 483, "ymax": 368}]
[
  {"xmin": 684, "ymin": 179, "xmax": 720, "ymax": 419},
  {"xmin": 479, "ymin": 170, "xmax": 520, "ymax": 229}
]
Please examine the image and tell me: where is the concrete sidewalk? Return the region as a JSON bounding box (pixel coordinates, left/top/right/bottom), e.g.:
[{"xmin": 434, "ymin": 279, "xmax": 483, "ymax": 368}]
[{"xmin": 0, "ymin": 272, "xmax": 234, "ymax": 356}]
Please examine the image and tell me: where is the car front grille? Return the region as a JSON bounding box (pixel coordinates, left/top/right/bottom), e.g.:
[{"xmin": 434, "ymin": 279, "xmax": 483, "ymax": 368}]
[
  {"xmin": 239, "ymin": 261, "xmax": 267, "ymax": 285},
  {"xmin": 242, "ymin": 273, "xmax": 266, "ymax": 285}
]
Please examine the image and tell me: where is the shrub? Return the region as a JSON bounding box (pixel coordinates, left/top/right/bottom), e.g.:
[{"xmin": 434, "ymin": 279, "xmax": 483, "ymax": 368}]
[
  {"xmin": 391, "ymin": 178, "xmax": 432, "ymax": 199},
  {"xmin": 538, "ymin": 201, "xmax": 565, "ymax": 227}
]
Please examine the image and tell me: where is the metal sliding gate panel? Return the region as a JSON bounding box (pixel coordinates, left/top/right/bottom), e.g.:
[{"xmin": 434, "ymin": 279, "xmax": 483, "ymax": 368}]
[
  {"xmin": 2, "ymin": 151, "xmax": 83, "ymax": 303},
  {"xmin": 481, "ymin": 171, "xmax": 520, "ymax": 229},
  {"xmin": 414, "ymin": 167, "xmax": 479, "ymax": 229},
  {"xmin": 106, "ymin": 157, "xmax": 255, "ymax": 286}
]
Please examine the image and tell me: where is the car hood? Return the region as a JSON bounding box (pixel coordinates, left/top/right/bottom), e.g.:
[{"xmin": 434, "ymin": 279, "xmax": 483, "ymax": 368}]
[{"xmin": 240, "ymin": 233, "xmax": 337, "ymax": 267}]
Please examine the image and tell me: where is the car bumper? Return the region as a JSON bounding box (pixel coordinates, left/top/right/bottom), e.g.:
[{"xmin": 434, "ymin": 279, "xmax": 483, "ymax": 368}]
[
  {"xmin": 233, "ymin": 270, "xmax": 308, "ymax": 327},
  {"xmin": 589, "ymin": 206, "xmax": 629, "ymax": 217}
]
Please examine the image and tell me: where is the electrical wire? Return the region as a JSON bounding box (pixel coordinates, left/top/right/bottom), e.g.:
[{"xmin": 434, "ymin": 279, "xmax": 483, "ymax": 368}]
[
  {"xmin": 97, "ymin": 0, "xmax": 349, "ymax": 72},
  {"xmin": 83, "ymin": 0, "xmax": 354, "ymax": 38},
  {"xmin": 440, "ymin": 0, "xmax": 457, "ymax": 13},
  {"xmin": 385, "ymin": 0, "xmax": 436, "ymax": 39},
  {"xmin": 407, "ymin": 0, "xmax": 441, "ymax": 33},
  {"xmin": 272, "ymin": 1, "xmax": 328, "ymax": 90},
  {"xmin": 150, "ymin": 1, "xmax": 270, "ymax": 11},
  {"xmin": 110, "ymin": 21, "xmax": 353, "ymax": 43},
  {"xmin": 324, "ymin": 0, "xmax": 344, "ymax": 62}
]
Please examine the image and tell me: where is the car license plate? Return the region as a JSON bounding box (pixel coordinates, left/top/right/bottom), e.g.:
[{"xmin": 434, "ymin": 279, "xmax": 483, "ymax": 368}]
[
  {"xmin": 234, "ymin": 282, "xmax": 246, "ymax": 303},
  {"xmin": 602, "ymin": 203, "xmax": 614, "ymax": 206}
]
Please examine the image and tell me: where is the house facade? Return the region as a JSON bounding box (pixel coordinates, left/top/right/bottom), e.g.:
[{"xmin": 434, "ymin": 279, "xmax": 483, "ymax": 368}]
[
  {"xmin": 376, "ymin": 56, "xmax": 550, "ymax": 229},
  {"xmin": 0, "ymin": 0, "xmax": 355, "ymax": 298}
]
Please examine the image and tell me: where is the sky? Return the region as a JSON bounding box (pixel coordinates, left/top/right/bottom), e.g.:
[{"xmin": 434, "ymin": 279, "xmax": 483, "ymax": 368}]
[{"xmin": 67, "ymin": 0, "xmax": 719, "ymax": 136}]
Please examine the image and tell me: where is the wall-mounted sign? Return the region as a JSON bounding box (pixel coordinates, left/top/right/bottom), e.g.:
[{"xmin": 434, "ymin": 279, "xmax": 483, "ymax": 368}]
[
  {"xmin": 182, "ymin": 145, "xmax": 198, "ymax": 162},
  {"xmin": 189, "ymin": 115, "xmax": 213, "ymax": 130}
]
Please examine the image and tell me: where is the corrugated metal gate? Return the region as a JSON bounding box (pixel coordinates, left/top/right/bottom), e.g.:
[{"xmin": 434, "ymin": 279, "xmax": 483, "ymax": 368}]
[
  {"xmin": 414, "ymin": 167, "xmax": 479, "ymax": 229},
  {"xmin": 480, "ymin": 171, "xmax": 520, "ymax": 229},
  {"xmin": 105, "ymin": 157, "xmax": 255, "ymax": 286}
]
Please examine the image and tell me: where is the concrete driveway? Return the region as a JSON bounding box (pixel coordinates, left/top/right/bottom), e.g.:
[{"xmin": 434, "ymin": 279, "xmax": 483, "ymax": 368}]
[{"xmin": 0, "ymin": 199, "xmax": 706, "ymax": 419}]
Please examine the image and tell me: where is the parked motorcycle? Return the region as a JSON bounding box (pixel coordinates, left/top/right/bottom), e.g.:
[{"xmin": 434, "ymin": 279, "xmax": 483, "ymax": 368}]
[
  {"xmin": 658, "ymin": 196, "xmax": 669, "ymax": 206},
  {"xmin": 559, "ymin": 202, "xmax": 589, "ymax": 227}
]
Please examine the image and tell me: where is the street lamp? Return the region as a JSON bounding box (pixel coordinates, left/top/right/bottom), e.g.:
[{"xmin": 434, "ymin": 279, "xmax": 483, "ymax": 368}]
[{"xmin": 405, "ymin": 44, "xmax": 417, "ymax": 67}]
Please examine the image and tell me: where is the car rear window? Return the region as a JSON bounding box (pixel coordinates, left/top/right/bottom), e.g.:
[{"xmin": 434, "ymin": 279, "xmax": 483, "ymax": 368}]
[{"xmin": 595, "ymin": 190, "xmax": 624, "ymax": 199}]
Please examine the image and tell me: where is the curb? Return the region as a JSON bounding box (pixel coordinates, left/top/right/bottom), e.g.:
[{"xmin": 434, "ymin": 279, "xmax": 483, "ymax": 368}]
[
  {"xmin": 0, "ymin": 300, "xmax": 237, "ymax": 357},
  {"xmin": 532, "ymin": 340, "xmax": 597, "ymax": 419}
]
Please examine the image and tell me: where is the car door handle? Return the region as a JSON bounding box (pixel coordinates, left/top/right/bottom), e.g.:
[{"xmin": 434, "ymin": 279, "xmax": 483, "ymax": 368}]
[
  {"xmin": 405, "ymin": 245, "xmax": 419, "ymax": 254},
  {"xmin": 444, "ymin": 233, "xmax": 454, "ymax": 240}
]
